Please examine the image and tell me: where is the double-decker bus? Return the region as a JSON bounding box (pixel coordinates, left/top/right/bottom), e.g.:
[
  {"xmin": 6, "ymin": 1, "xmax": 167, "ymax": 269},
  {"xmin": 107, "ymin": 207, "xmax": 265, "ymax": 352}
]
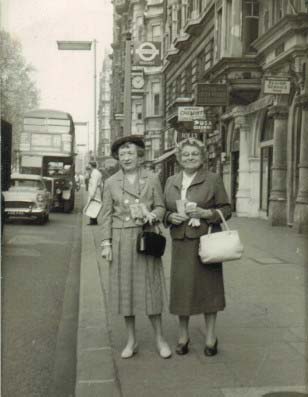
[{"xmin": 19, "ymin": 109, "xmax": 76, "ymax": 212}]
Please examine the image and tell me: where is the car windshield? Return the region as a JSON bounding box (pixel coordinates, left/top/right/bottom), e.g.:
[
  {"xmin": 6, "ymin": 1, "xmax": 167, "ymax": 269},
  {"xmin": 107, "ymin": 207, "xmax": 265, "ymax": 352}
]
[{"xmin": 10, "ymin": 179, "xmax": 44, "ymax": 189}]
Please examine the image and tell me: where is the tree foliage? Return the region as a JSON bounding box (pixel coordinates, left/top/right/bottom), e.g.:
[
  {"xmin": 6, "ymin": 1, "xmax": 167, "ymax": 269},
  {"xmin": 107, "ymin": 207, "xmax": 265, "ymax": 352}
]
[{"xmin": 0, "ymin": 30, "xmax": 39, "ymax": 163}]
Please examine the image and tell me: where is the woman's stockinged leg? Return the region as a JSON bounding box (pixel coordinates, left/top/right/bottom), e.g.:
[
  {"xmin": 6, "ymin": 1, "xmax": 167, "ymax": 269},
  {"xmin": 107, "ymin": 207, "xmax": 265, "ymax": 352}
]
[
  {"xmin": 178, "ymin": 315, "xmax": 190, "ymax": 343},
  {"xmin": 204, "ymin": 312, "xmax": 217, "ymax": 346},
  {"xmin": 121, "ymin": 316, "xmax": 137, "ymax": 359},
  {"xmin": 148, "ymin": 314, "xmax": 172, "ymax": 358}
]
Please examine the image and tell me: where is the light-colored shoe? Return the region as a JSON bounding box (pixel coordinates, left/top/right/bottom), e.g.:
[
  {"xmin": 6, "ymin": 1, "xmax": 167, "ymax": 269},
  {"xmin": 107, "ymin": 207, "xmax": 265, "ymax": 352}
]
[
  {"xmin": 121, "ymin": 343, "xmax": 138, "ymax": 359},
  {"xmin": 157, "ymin": 341, "xmax": 172, "ymax": 359}
]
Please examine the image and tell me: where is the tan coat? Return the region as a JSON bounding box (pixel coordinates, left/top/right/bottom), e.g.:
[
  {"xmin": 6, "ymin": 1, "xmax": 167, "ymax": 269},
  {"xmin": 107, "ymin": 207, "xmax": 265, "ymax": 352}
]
[
  {"xmin": 100, "ymin": 167, "xmax": 167, "ymax": 316},
  {"xmin": 100, "ymin": 168, "xmax": 165, "ymax": 241}
]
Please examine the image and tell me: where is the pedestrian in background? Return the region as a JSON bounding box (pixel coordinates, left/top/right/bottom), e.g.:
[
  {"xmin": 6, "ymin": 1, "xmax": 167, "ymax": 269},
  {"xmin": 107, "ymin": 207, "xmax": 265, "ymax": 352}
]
[
  {"xmin": 100, "ymin": 135, "xmax": 171, "ymax": 359},
  {"xmin": 84, "ymin": 166, "xmax": 91, "ymax": 192},
  {"xmin": 164, "ymin": 138, "xmax": 231, "ymax": 357},
  {"xmin": 87, "ymin": 161, "xmax": 102, "ymax": 226}
]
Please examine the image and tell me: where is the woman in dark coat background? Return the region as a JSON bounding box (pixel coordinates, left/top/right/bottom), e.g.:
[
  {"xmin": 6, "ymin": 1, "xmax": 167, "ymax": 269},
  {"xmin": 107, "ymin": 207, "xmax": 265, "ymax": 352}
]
[{"xmin": 164, "ymin": 138, "xmax": 231, "ymax": 356}]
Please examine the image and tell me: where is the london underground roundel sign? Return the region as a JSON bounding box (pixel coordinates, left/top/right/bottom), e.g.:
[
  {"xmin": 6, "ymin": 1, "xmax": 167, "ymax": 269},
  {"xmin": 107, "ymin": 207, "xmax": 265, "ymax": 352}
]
[{"xmin": 134, "ymin": 42, "xmax": 161, "ymax": 66}]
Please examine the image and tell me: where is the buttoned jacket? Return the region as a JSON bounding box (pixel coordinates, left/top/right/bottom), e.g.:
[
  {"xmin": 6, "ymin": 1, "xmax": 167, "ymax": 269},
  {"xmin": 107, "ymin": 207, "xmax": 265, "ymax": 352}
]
[
  {"xmin": 164, "ymin": 168, "xmax": 231, "ymax": 240},
  {"xmin": 100, "ymin": 168, "xmax": 165, "ymax": 241},
  {"xmin": 88, "ymin": 168, "xmax": 102, "ymax": 201}
]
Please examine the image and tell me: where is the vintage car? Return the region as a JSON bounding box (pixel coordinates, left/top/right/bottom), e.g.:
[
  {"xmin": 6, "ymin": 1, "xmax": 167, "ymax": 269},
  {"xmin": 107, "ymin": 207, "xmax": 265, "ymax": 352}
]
[{"xmin": 3, "ymin": 173, "xmax": 50, "ymax": 224}]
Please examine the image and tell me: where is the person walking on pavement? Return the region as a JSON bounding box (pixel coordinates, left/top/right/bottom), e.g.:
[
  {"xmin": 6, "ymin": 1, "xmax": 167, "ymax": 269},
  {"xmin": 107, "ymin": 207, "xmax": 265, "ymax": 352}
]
[
  {"xmin": 100, "ymin": 135, "xmax": 172, "ymax": 359},
  {"xmin": 164, "ymin": 138, "xmax": 231, "ymax": 357},
  {"xmin": 84, "ymin": 166, "xmax": 91, "ymax": 192},
  {"xmin": 87, "ymin": 161, "xmax": 102, "ymax": 226}
]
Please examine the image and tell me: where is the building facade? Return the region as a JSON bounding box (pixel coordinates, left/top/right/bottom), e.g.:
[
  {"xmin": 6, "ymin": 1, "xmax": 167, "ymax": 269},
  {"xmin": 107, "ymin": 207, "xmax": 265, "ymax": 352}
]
[
  {"xmin": 98, "ymin": 51, "xmax": 112, "ymax": 161},
  {"xmin": 110, "ymin": 0, "xmax": 164, "ymax": 161},
  {"xmin": 160, "ymin": 0, "xmax": 308, "ymax": 233}
]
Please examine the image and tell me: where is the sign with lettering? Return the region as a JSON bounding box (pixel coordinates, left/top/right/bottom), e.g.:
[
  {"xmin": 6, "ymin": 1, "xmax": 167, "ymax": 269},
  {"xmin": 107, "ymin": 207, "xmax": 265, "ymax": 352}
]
[
  {"xmin": 196, "ymin": 84, "xmax": 228, "ymax": 106},
  {"xmin": 193, "ymin": 119, "xmax": 213, "ymax": 132},
  {"xmin": 178, "ymin": 107, "xmax": 205, "ymax": 122},
  {"xmin": 264, "ymin": 78, "xmax": 290, "ymax": 95},
  {"xmin": 134, "ymin": 42, "xmax": 161, "ymax": 66}
]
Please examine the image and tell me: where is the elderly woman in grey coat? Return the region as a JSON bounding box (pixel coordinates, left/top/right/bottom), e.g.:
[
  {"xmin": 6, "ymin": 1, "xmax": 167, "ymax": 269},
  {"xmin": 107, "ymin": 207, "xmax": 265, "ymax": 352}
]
[
  {"xmin": 100, "ymin": 135, "xmax": 171, "ymax": 359},
  {"xmin": 164, "ymin": 138, "xmax": 231, "ymax": 357}
]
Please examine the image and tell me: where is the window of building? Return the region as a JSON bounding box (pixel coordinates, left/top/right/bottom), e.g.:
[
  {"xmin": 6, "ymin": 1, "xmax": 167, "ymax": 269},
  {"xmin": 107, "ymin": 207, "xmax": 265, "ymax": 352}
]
[
  {"xmin": 204, "ymin": 38, "xmax": 214, "ymax": 71},
  {"xmin": 177, "ymin": 2, "xmax": 182, "ymax": 34},
  {"xmin": 243, "ymin": 0, "xmax": 259, "ymax": 53},
  {"xmin": 272, "ymin": 0, "xmax": 284, "ymax": 25},
  {"xmin": 197, "ymin": 50, "xmax": 205, "ymax": 79},
  {"xmin": 136, "ymin": 16, "xmax": 144, "ymax": 42},
  {"xmin": 216, "ymin": 8, "xmax": 222, "ymax": 60},
  {"xmin": 187, "ymin": 0, "xmax": 193, "ymax": 19},
  {"xmin": 200, "ymin": 0, "xmax": 208, "ymax": 11},
  {"xmin": 263, "ymin": 6, "xmax": 269, "ymax": 33},
  {"xmin": 224, "ymin": 0, "xmax": 232, "ymax": 54},
  {"xmin": 151, "ymin": 24, "xmax": 161, "ymax": 42},
  {"xmin": 136, "ymin": 103, "xmax": 143, "ymax": 120},
  {"xmin": 176, "ymin": 75, "xmax": 182, "ymax": 97},
  {"xmin": 184, "ymin": 64, "xmax": 192, "ymax": 96},
  {"xmin": 151, "ymin": 82, "xmax": 161, "ymax": 116}
]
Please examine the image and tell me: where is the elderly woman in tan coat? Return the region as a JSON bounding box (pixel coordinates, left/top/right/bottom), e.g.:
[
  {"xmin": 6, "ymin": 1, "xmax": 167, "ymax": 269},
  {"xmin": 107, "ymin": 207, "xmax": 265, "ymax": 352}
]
[
  {"xmin": 164, "ymin": 138, "xmax": 231, "ymax": 357},
  {"xmin": 100, "ymin": 135, "xmax": 171, "ymax": 359}
]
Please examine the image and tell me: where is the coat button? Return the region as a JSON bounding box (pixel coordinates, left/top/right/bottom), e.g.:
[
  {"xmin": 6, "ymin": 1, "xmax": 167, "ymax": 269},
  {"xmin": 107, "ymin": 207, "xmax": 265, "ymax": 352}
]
[
  {"xmin": 124, "ymin": 199, "xmax": 129, "ymax": 204},
  {"xmin": 125, "ymin": 216, "xmax": 130, "ymax": 221},
  {"xmin": 135, "ymin": 199, "xmax": 139, "ymax": 203}
]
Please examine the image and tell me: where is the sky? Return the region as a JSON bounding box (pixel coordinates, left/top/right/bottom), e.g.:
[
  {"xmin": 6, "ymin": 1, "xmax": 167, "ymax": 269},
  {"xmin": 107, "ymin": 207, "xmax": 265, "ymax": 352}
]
[{"xmin": 3, "ymin": 0, "xmax": 113, "ymax": 149}]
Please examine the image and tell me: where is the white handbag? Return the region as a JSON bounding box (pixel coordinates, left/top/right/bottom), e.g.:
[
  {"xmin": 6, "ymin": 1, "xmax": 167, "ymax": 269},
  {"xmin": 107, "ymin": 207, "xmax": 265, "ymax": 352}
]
[
  {"xmin": 199, "ymin": 209, "xmax": 243, "ymax": 264},
  {"xmin": 83, "ymin": 199, "xmax": 102, "ymax": 218}
]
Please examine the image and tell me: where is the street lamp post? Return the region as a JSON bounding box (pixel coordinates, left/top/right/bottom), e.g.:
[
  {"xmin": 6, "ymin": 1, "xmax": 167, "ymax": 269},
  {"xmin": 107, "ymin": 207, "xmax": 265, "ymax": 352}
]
[
  {"xmin": 123, "ymin": 33, "xmax": 132, "ymax": 136},
  {"xmin": 57, "ymin": 40, "xmax": 97, "ymax": 160}
]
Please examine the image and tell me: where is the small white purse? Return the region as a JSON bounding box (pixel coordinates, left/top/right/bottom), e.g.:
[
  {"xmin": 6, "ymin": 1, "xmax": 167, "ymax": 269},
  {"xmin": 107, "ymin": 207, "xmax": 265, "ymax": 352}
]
[{"xmin": 199, "ymin": 209, "xmax": 244, "ymax": 264}]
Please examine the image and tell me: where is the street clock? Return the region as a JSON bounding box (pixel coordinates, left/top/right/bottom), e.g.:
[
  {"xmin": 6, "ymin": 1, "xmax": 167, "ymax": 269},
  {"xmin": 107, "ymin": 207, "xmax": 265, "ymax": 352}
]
[{"xmin": 132, "ymin": 75, "xmax": 145, "ymax": 89}]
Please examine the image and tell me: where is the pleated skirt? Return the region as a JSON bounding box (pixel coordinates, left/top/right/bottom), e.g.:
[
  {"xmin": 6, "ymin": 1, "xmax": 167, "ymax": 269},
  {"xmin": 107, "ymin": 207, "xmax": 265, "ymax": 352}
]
[
  {"xmin": 170, "ymin": 238, "xmax": 226, "ymax": 316},
  {"xmin": 109, "ymin": 227, "xmax": 167, "ymax": 316}
]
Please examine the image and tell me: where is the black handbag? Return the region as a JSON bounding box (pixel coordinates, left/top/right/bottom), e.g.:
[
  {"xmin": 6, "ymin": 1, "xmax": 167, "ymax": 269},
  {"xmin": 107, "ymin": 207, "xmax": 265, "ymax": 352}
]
[{"xmin": 137, "ymin": 225, "xmax": 166, "ymax": 258}]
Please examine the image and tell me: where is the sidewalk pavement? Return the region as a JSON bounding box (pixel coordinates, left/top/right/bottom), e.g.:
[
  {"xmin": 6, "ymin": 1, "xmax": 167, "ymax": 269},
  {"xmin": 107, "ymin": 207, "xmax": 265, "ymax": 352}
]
[{"xmin": 75, "ymin": 203, "xmax": 308, "ymax": 397}]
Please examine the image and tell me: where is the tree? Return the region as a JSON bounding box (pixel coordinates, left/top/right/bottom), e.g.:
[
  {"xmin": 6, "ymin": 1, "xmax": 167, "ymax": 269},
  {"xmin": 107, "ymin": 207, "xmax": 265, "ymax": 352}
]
[{"xmin": 0, "ymin": 30, "xmax": 40, "ymax": 165}]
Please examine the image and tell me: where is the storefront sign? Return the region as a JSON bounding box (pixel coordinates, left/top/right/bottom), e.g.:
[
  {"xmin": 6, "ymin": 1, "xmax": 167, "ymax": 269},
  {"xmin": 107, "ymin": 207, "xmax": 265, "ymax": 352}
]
[
  {"xmin": 264, "ymin": 78, "xmax": 290, "ymax": 95},
  {"xmin": 134, "ymin": 42, "xmax": 161, "ymax": 66},
  {"xmin": 178, "ymin": 107, "xmax": 205, "ymax": 122},
  {"xmin": 193, "ymin": 119, "xmax": 213, "ymax": 132},
  {"xmin": 196, "ymin": 84, "xmax": 228, "ymax": 106}
]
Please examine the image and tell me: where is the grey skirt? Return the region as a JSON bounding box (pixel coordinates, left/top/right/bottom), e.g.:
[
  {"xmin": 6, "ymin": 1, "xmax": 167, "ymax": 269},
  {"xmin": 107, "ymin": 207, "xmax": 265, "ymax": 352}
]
[
  {"xmin": 109, "ymin": 227, "xmax": 167, "ymax": 316},
  {"xmin": 170, "ymin": 238, "xmax": 226, "ymax": 315}
]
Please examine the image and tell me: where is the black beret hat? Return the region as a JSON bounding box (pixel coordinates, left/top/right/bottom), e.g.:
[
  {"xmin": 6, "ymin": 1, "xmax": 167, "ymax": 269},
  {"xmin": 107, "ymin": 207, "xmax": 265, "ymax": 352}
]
[{"xmin": 111, "ymin": 135, "xmax": 145, "ymax": 159}]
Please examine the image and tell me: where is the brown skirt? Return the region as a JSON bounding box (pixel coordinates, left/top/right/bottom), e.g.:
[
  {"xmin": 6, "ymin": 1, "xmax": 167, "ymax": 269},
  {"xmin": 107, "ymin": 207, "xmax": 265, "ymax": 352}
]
[{"xmin": 170, "ymin": 238, "xmax": 226, "ymax": 315}]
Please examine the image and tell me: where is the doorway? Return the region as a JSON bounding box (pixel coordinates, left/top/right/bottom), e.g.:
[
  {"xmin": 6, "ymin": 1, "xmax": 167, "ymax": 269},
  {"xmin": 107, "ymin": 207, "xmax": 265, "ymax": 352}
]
[{"xmin": 260, "ymin": 145, "xmax": 273, "ymax": 215}]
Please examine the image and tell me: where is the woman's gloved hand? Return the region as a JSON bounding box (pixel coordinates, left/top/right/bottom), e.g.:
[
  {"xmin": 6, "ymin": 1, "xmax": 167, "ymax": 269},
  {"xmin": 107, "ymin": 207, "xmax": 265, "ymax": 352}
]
[
  {"xmin": 101, "ymin": 246, "xmax": 112, "ymax": 262},
  {"xmin": 168, "ymin": 212, "xmax": 188, "ymax": 225}
]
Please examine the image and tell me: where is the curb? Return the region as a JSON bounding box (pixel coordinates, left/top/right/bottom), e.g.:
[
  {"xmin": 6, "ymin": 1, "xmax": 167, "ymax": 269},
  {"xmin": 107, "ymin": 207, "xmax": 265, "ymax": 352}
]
[{"xmin": 75, "ymin": 213, "xmax": 121, "ymax": 397}]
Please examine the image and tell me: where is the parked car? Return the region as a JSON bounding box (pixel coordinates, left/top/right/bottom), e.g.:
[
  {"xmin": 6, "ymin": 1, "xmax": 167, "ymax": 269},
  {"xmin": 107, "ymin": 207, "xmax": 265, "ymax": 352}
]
[{"xmin": 3, "ymin": 173, "xmax": 50, "ymax": 224}]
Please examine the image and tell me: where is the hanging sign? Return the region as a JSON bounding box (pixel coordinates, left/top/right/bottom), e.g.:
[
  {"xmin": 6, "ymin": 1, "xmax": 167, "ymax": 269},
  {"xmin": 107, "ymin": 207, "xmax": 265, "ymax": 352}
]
[
  {"xmin": 196, "ymin": 84, "xmax": 228, "ymax": 106},
  {"xmin": 134, "ymin": 42, "xmax": 161, "ymax": 66},
  {"xmin": 178, "ymin": 107, "xmax": 205, "ymax": 122},
  {"xmin": 264, "ymin": 78, "xmax": 291, "ymax": 95}
]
